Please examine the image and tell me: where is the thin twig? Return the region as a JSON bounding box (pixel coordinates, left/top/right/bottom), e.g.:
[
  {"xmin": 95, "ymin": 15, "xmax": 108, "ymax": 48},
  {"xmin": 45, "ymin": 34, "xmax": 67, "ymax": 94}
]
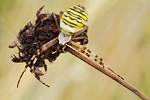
[{"xmin": 66, "ymin": 46, "xmax": 150, "ymax": 100}]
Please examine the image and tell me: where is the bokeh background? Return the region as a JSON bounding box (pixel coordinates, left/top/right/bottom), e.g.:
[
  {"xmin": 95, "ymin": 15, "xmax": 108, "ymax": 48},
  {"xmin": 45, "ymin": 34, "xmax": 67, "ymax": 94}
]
[{"xmin": 0, "ymin": 0, "xmax": 150, "ymax": 100}]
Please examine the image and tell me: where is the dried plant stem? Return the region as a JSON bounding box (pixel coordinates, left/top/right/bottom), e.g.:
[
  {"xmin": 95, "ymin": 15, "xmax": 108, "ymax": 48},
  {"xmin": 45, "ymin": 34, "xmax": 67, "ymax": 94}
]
[{"xmin": 66, "ymin": 46, "xmax": 150, "ymax": 100}]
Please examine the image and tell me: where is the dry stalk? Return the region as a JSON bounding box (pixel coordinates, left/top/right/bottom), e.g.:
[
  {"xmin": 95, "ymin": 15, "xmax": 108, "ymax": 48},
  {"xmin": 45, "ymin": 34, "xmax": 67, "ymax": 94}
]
[{"xmin": 66, "ymin": 46, "xmax": 150, "ymax": 100}]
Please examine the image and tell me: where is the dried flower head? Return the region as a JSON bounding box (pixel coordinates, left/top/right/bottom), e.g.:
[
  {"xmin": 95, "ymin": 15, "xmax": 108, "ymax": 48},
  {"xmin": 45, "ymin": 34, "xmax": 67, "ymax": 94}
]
[{"xmin": 10, "ymin": 6, "xmax": 88, "ymax": 87}]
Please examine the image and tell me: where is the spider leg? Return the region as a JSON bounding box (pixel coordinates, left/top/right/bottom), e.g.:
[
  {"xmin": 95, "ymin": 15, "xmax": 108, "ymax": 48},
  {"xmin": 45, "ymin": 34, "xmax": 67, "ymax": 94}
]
[
  {"xmin": 71, "ymin": 36, "xmax": 88, "ymax": 45},
  {"xmin": 62, "ymin": 45, "xmax": 67, "ymax": 52},
  {"xmin": 17, "ymin": 64, "xmax": 28, "ymax": 88},
  {"xmin": 30, "ymin": 65, "xmax": 50, "ymax": 87},
  {"xmin": 37, "ymin": 37, "xmax": 59, "ymax": 55},
  {"xmin": 67, "ymin": 40, "xmax": 124, "ymax": 80},
  {"xmin": 72, "ymin": 26, "xmax": 88, "ymax": 45},
  {"xmin": 73, "ymin": 25, "xmax": 88, "ymax": 37},
  {"xmin": 27, "ymin": 56, "xmax": 50, "ymax": 87},
  {"xmin": 57, "ymin": 45, "xmax": 62, "ymax": 53},
  {"xmin": 57, "ymin": 44, "xmax": 67, "ymax": 53}
]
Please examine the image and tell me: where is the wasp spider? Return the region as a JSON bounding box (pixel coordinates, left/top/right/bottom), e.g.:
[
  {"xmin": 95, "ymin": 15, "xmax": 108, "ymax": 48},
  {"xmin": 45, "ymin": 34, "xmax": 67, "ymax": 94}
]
[
  {"xmin": 58, "ymin": 5, "xmax": 88, "ymax": 45},
  {"xmin": 34, "ymin": 5, "xmax": 123, "ymax": 81}
]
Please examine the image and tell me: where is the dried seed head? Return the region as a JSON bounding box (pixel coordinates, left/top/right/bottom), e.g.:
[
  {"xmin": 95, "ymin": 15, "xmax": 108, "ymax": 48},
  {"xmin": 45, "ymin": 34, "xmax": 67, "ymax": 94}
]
[{"xmin": 10, "ymin": 6, "xmax": 88, "ymax": 87}]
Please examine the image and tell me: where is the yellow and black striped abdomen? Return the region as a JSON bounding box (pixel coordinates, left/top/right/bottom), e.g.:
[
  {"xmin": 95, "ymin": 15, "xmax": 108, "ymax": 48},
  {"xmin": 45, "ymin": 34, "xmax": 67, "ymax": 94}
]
[{"xmin": 60, "ymin": 5, "xmax": 88, "ymax": 35}]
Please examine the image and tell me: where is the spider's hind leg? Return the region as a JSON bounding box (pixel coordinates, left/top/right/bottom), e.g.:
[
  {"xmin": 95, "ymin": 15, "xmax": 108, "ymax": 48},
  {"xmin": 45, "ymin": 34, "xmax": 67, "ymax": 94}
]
[
  {"xmin": 72, "ymin": 26, "xmax": 88, "ymax": 45},
  {"xmin": 71, "ymin": 36, "xmax": 88, "ymax": 45}
]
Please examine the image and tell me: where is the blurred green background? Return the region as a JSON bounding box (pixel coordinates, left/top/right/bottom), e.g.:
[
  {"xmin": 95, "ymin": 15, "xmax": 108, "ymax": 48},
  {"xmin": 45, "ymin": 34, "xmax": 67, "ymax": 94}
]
[{"xmin": 0, "ymin": 0, "xmax": 150, "ymax": 100}]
